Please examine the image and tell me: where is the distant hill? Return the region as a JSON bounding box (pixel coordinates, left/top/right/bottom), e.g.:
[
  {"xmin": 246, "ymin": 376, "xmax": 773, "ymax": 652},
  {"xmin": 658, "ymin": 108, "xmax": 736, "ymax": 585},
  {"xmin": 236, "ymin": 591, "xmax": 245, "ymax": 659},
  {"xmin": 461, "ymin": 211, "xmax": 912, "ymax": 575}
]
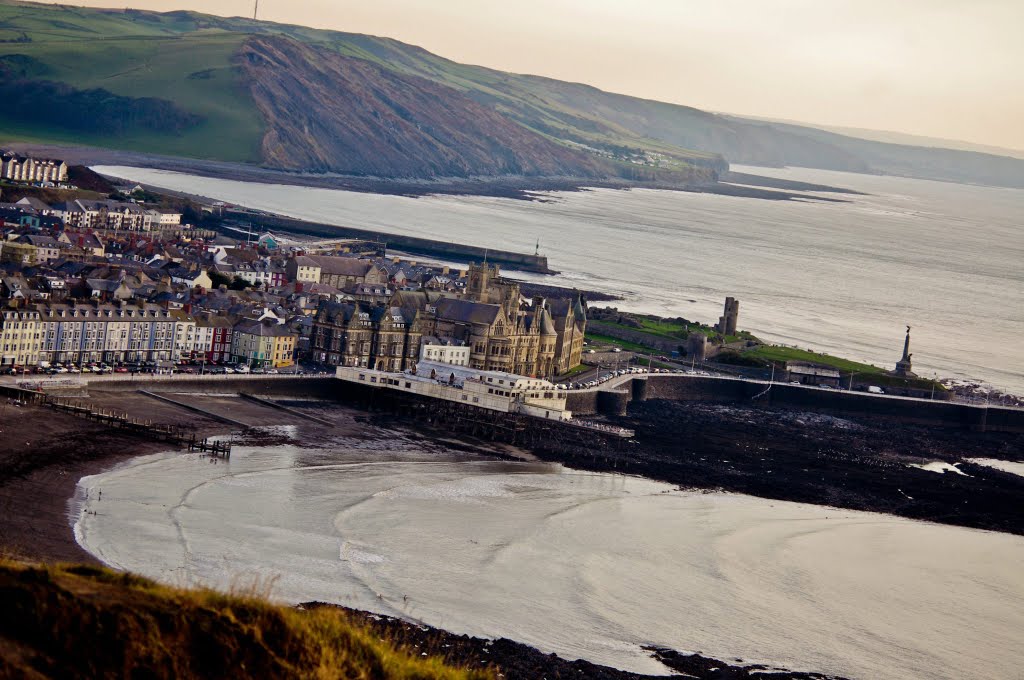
[{"xmin": 1, "ymin": 1, "xmax": 1023, "ymax": 189}]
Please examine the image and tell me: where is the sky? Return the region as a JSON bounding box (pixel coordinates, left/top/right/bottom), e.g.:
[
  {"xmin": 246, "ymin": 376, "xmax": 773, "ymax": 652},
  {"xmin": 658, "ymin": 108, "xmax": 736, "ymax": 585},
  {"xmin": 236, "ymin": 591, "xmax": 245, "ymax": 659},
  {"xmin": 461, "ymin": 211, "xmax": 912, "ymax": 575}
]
[{"xmin": 34, "ymin": 0, "xmax": 1024, "ymax": 150}]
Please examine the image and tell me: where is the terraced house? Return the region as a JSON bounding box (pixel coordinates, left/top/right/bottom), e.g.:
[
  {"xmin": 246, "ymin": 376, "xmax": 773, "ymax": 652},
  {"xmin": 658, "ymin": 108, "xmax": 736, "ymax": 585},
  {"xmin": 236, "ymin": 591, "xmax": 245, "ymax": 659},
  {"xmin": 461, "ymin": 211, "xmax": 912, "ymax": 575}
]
[
  {"xmin": 0, "ymin": 308, "xmax": 41, "ymax": 368},
  {"xmin": 231, "ymin": 319, "xmax": 297, "ymax": 368},
  {"xmin": 1, "ymin": 153, "xmax": 67, "ymax": 184},
  {"xmin": 36, "ymin": 302, "xmax": 193, "ymax": 364},
  {"xmin": 51, "ymin": 200, "xmax": 154, "ymax": 231}
]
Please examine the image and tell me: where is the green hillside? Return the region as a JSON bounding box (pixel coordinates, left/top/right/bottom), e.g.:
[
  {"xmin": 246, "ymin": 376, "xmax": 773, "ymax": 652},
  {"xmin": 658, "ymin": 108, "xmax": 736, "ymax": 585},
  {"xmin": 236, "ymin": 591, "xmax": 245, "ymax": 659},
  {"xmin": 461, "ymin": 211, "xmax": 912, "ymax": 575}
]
[
  {"xmin": 0, "ymin": 0, "xmax": 723, "ymax": 174},
  {"xmin": 0, "ymin": 4, "xmax": 263, "ymax": 161}
]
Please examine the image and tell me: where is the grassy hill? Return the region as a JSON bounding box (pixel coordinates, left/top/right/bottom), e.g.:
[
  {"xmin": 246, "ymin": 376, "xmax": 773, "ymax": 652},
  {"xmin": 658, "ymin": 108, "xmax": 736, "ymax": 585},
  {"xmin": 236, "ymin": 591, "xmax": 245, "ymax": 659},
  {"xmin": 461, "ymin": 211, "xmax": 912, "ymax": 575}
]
[
  {"xmin": 2, "ymin": 1, "xmax": 1023, "ymax": 188},
  {"xmin": 0, "ymin": 559, "xmax": 488, "ymax": 679}
]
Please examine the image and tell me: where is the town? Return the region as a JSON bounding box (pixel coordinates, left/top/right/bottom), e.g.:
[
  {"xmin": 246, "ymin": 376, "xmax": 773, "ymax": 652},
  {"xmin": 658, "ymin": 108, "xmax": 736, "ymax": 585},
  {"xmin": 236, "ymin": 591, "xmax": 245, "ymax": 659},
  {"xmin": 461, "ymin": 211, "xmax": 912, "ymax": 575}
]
[{"xmin": 0, "ymin": 151, "xmax": 590, "ymax": 380}]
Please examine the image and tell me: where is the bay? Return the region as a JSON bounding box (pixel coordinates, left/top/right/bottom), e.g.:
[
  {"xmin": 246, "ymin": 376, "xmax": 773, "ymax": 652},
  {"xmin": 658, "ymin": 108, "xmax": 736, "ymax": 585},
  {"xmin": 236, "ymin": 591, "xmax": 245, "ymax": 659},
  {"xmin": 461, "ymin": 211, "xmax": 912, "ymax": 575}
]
[{"xmin": 75, "ymin": 442, "xmax": 1024, "ymax": 679}]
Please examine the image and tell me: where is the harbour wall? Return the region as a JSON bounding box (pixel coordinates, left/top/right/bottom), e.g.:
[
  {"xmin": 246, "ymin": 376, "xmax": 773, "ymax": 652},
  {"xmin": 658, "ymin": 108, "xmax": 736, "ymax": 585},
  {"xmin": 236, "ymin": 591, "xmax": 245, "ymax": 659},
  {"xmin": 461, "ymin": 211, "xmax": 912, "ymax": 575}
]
[
  {"xmin": 224, "ymin": 211, "xmax": 554, "ymax": 274},
  {"xmin": 567, "ymin": 376, "xmax": 1024, "ymax": 433}
]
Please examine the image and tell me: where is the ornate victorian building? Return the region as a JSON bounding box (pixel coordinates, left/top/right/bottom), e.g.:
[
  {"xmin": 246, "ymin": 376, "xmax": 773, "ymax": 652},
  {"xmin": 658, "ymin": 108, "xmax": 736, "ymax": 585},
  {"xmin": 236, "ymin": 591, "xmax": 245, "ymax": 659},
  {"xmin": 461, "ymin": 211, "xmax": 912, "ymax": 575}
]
[{"xmin": 311, "ymin": 263, "xmax": 586, "ymax": 377}]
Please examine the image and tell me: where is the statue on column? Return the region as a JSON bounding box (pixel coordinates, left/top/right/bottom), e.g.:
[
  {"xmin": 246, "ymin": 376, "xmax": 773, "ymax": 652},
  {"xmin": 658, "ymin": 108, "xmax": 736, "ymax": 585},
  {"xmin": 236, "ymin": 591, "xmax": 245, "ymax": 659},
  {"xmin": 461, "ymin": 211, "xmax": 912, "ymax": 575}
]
[{"xmin": 894, "ymin": 325, "xmax": 916, "ymax": 377}]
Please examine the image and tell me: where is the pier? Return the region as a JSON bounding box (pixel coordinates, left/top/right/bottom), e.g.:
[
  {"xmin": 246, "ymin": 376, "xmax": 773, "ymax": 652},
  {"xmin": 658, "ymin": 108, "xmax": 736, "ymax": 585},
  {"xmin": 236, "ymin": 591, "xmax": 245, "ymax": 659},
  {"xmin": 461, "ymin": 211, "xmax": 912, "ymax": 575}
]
[{"xmin": 224, "ymin": 210, "xmax": 555, "ymax": 273}]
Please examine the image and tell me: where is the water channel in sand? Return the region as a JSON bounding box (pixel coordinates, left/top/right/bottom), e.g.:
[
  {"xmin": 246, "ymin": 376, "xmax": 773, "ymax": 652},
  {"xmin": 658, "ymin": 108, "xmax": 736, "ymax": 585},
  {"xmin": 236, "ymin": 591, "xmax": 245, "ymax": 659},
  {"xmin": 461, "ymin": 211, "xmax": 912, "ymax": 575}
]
[{"xmin": 74, "ymin": 442, "xmax": 1024, "ymax": 679}]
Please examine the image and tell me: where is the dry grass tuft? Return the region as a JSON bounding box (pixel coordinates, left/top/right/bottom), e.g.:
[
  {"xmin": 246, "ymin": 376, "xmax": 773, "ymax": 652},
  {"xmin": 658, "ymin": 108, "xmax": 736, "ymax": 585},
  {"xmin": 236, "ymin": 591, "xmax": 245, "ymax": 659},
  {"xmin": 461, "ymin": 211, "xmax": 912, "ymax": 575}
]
[{"xmin": 0, "ymin": 559, "xmax": 491, "ymax": 679}]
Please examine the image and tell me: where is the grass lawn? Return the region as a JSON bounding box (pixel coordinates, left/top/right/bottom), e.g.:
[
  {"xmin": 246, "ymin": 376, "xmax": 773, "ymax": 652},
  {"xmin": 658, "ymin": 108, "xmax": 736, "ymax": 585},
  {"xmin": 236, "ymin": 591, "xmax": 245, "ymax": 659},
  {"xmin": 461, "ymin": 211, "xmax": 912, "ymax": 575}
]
[
  {"xmin": 584, "ymin": 332, "xmax": 656, "ymax": 354},
  {"xmin": 743, "ymin": 345, "xmax": 885, "ymax": 374}
]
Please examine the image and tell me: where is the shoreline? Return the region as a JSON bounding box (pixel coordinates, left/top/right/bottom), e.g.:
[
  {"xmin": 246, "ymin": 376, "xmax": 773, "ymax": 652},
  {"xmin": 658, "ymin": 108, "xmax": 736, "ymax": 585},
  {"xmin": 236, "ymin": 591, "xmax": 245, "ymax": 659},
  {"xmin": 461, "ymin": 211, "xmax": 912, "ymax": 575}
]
[
  {"xmin": 3, "ymin": 386, "xmax": 1019, "ymax": 679},
  {"xmin": 6, "ymin": 142, "xmax": 855, "ymax": 203}
]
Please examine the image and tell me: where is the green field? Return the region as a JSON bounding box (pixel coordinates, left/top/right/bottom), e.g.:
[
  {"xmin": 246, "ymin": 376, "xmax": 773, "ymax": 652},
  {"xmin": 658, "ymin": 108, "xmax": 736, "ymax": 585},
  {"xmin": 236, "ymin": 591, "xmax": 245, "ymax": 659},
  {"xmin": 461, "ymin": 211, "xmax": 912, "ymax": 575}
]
[
  {"xmin": 584, "ymin": 332, "xmax": 657, "ymax": 354},
  {"xmin": 742, "ymin": 345, "xmax": 885, "ymax": 374},
  {"xmin": 0, "ymin": 3, "xmax": 264, "ymax": 162}
]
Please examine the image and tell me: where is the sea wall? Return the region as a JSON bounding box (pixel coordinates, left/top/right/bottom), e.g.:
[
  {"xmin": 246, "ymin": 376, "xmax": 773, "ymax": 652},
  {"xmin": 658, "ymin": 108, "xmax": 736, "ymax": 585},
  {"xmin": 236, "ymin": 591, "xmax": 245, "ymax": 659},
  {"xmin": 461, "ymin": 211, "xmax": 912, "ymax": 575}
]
[
  {"xmin": 226, "ymin": 211, "xmax": 554, "ymax": 273},
  {"xmin": 82, "ymin": 375, "xmax": 341, "ymax": 400},
  {"xmin": 567, "ymin": 376, "xmax": 1024, "ymax": 433}
]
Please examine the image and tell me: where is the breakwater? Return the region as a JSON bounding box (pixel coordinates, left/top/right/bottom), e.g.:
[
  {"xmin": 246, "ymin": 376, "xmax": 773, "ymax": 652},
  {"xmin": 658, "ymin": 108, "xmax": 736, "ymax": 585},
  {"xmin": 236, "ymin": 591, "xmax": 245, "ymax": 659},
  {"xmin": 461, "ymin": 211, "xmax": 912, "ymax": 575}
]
[
  {"xmin": 223, "ymin": 210, "xmax": 555, "ymax": 273},
  {"xmin": 568, "ymin": 375, "xmax": 1024, "ymax": 433}
]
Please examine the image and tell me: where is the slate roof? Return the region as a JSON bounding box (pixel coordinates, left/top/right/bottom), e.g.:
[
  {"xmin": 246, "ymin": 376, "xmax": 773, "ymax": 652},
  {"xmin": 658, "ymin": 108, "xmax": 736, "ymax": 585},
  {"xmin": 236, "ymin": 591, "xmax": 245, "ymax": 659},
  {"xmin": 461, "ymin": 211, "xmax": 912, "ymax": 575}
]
[{"xmin": 435, "ymin": 298, "xmax": 501, "ymax": 326}]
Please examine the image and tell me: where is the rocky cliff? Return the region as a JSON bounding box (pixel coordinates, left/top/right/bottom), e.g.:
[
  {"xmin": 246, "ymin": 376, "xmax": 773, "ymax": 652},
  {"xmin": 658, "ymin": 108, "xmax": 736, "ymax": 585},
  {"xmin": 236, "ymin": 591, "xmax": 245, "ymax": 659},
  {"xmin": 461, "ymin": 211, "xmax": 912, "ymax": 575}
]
[{"xmin": 235, "ymin": 36, "xmax": 611, "ymax": 179}]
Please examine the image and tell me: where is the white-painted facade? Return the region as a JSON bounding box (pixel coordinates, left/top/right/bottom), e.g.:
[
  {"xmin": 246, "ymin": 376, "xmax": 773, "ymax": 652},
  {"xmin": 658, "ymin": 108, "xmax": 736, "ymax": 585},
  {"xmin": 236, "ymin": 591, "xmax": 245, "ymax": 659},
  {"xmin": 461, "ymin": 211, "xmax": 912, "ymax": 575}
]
[
  {"xmin": 336, "ymin": 360, "xmax": 571, "ymax": 421},
  {"xmin": 419, "ymin": 340, "xmax": 470, "ymax": 366}
]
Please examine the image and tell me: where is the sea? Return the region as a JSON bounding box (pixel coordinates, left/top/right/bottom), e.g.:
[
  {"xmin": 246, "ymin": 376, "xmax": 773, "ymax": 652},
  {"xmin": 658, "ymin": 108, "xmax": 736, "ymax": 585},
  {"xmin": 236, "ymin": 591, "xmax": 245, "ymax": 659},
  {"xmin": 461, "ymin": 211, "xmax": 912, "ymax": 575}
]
[
  {"xmin": 93, "ymin": 164, "xmax": 1024, "ymax": 395},
  {"xmin": 74, "ymin": 440, "xmax": 1024, "ymax": 679}
]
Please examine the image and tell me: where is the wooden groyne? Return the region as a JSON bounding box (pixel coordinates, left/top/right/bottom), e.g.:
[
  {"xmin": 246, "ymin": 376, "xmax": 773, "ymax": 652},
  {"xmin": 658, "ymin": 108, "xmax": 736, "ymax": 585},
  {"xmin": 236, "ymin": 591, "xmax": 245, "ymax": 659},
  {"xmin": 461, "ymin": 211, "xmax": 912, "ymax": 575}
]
[
  {"xmin": 137, "ymin": 390, "xmax": 252, "ymax": 429},
  {"xmin": 47, "ymin": 397, "xmax": 228, "ymax": 455},
  {"xmin": 185, "ymin": 434, "xmax": 231, "ymax": 458},
  {"xmin": 238, "ymin": 393, "xmax": 333, "ymax": 426}
]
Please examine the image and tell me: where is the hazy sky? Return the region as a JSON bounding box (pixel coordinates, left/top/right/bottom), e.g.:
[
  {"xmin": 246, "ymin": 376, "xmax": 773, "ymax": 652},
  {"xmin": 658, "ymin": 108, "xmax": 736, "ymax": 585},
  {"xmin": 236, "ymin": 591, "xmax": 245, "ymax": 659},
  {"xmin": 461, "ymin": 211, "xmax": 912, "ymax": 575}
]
[{"xmin": 37, "ymin": 0, "xmax": 1024, "ymax": 150}]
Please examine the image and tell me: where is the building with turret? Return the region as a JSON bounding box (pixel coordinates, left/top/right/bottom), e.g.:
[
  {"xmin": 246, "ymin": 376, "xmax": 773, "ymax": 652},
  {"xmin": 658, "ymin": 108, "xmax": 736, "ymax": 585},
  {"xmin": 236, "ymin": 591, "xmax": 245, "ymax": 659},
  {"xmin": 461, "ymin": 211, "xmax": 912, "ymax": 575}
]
[{"xmin": 310, "ymin": 262, "xmax": 586, "ymax": 378}]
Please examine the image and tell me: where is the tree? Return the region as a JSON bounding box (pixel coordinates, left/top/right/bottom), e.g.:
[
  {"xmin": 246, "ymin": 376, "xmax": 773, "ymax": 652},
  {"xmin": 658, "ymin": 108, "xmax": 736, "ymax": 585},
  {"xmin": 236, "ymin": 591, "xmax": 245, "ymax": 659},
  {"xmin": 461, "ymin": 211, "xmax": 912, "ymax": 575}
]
[{"xmin": 207, "ymin": 269, "xmax": 231, "ymax": 289}]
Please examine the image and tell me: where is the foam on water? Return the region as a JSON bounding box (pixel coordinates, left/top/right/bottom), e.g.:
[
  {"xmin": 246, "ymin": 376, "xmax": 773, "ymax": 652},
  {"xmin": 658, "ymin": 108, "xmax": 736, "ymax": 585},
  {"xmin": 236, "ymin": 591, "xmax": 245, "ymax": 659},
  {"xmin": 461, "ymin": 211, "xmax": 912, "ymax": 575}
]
[
  {"xmin": 909, "ymin": 462, "xmax": 970, "ymax": 476},
  {"xmin": 968, "ymin": 458, "xmax": 1024, "ymax": 478},
  {"xmin": 73, "ymin": 445, "xmax": 1024, "ymax": 679}
]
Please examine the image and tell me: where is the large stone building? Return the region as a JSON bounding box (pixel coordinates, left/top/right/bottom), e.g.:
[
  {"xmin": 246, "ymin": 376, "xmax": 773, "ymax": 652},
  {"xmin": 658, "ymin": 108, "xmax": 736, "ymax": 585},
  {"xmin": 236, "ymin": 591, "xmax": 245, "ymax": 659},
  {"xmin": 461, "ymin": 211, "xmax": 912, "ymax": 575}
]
[
  {"xmin": 311, "ymin": 301, "xmax": 421, "ymax": 372},
  {"xmin": 311, "ymin": 262, "xmax": 586, "ymax": 378}
]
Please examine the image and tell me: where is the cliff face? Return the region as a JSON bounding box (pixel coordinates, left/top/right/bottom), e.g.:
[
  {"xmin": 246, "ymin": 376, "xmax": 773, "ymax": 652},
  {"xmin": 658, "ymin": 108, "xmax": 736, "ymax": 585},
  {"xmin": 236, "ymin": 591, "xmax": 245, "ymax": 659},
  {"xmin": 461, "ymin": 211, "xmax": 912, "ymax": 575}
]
[{"xmin": 235, "ymin": 36, "xmax": 610, "ymax": 179}]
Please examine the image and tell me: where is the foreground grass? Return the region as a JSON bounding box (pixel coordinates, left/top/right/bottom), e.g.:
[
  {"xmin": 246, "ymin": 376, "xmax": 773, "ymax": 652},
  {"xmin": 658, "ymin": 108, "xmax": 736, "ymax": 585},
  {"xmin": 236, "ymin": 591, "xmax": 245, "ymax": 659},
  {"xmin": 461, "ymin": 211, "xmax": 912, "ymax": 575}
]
[{"xmin": 0, "ymin": 559, "xmax": 490, "ymax": 680}]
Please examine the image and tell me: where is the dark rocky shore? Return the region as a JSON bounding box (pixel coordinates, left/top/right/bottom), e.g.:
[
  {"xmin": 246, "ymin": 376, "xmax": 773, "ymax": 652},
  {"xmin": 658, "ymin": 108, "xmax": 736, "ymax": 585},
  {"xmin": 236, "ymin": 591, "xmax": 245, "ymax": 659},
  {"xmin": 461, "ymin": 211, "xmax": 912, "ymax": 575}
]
[
  {"xmin": 310, "ymin": 605, "xmax": 848, "ymax": 680},
  {"xmin": 533, "ymin": 400, "xmax": 1024, "ymax": 536}
]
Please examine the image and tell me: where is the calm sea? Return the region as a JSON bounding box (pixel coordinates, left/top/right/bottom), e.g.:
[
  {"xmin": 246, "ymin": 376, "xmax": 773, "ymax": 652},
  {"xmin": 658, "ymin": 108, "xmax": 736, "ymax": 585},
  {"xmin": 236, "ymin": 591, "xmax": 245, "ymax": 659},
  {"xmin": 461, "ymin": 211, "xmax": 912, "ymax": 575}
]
[{"xmin": 95, "ymin": 165, "xmax": 1024, "ymax": 393}]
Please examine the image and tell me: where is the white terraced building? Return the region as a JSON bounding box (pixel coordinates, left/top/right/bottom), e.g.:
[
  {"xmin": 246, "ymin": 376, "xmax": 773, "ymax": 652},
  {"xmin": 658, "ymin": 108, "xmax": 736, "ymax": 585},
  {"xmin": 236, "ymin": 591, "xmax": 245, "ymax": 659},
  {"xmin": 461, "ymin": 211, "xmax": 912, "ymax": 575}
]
[
  {"xmin": 1, "ymin": 154, "xmax": 68, "ymax": 184},
  {"xmin": 336, "ymin": 360, "xmax": 572, "ymax": 421}
]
